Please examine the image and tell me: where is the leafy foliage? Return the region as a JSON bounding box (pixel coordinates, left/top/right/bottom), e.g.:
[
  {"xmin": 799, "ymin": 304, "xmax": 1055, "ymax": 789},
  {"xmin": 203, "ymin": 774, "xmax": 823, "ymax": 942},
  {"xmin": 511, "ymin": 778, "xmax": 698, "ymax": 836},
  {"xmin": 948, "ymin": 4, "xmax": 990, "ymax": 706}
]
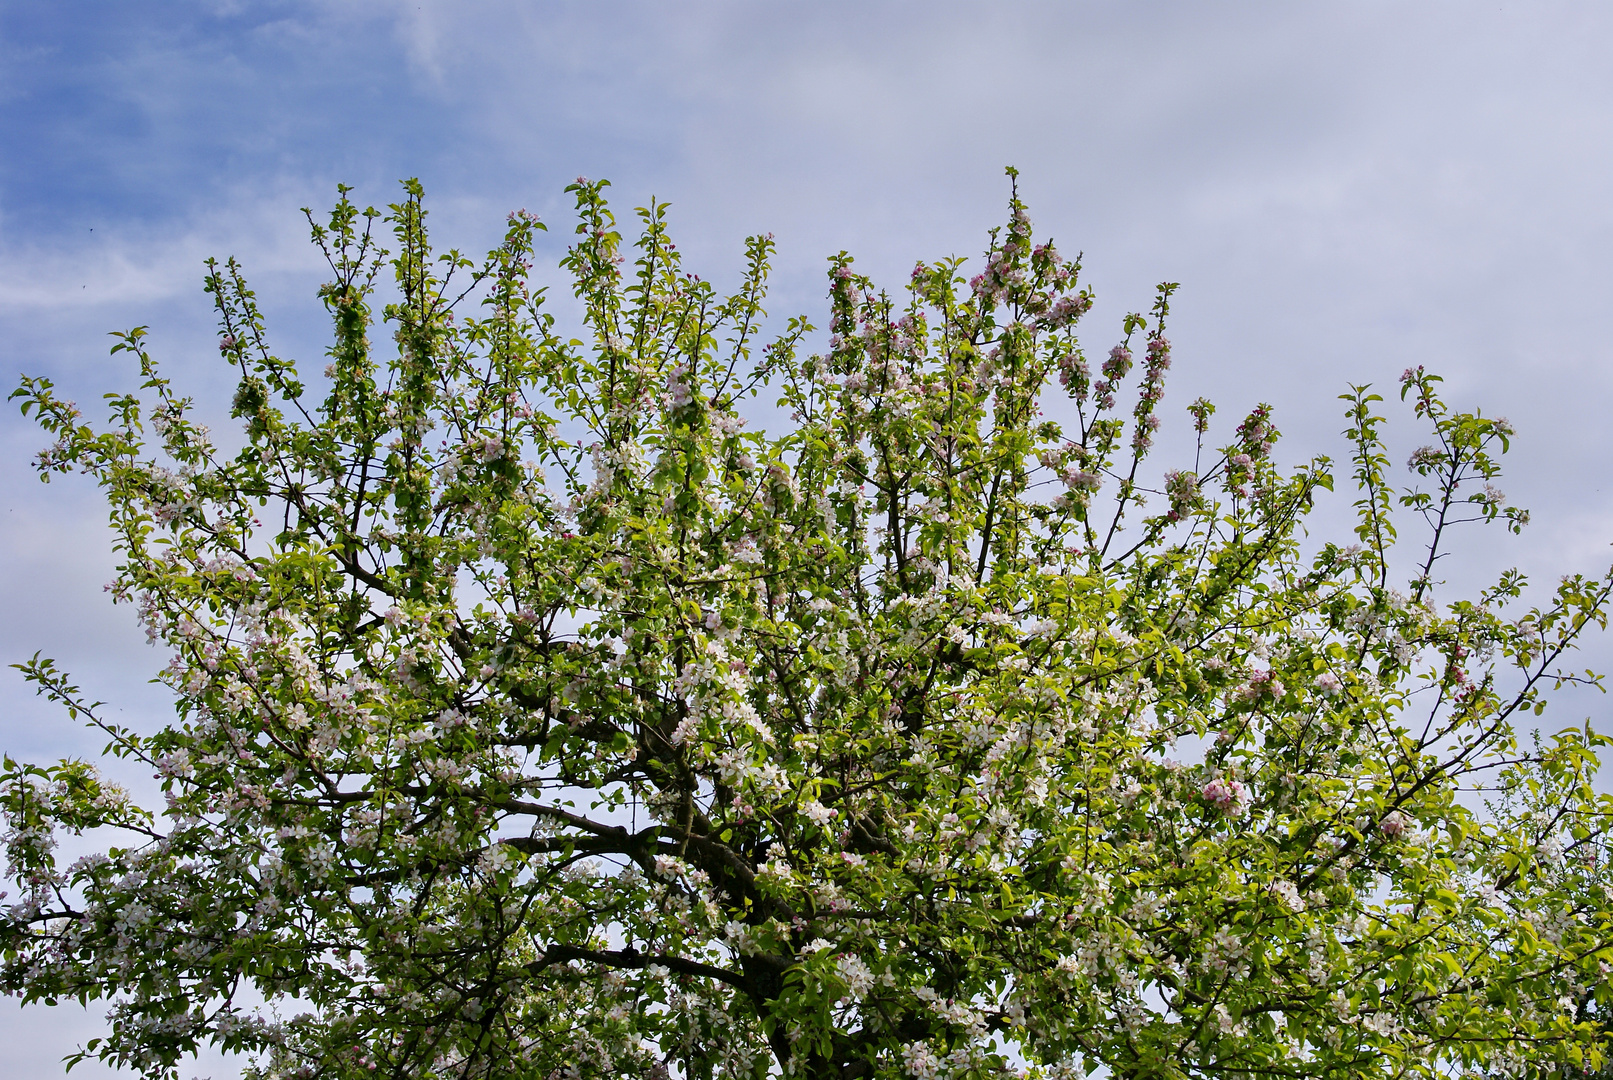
[{"xmin": 5, "ymin": 174, "xmax": 1613, "ymax": 1080}]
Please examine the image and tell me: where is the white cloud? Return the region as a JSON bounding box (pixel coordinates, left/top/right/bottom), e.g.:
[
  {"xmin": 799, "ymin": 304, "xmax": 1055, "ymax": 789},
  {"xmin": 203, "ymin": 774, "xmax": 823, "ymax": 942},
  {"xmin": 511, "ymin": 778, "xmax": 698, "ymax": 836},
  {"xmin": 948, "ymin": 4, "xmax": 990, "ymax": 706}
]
[{"xmin": 0, "ymin": 179, "xmax": 326, "ymax": 311}]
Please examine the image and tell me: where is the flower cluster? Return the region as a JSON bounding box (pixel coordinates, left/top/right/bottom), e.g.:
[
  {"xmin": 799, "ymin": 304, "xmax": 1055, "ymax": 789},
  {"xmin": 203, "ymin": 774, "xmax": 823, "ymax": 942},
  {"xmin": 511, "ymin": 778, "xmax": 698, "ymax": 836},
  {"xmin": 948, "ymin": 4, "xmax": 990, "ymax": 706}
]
[
  {"xmin": 1163, "ymin": 469, "xmax": 1201, "ymax": 522},
  {"xmin": 1202, "ymin": 777, "xmax": 1251, "ymax": 816}
]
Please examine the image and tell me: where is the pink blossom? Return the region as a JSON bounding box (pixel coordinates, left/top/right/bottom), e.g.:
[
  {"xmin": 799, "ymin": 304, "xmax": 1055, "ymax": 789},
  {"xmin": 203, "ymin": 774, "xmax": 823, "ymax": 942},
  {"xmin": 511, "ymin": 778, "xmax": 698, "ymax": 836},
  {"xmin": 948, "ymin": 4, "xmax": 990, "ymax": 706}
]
[
  {"xmin": 1238, "ymin": 670, "xmax": 1285, "ymax": 702},
  {"xmin": 1202, "ymin": 777, "xmax": 1249, "ymax": 816}
]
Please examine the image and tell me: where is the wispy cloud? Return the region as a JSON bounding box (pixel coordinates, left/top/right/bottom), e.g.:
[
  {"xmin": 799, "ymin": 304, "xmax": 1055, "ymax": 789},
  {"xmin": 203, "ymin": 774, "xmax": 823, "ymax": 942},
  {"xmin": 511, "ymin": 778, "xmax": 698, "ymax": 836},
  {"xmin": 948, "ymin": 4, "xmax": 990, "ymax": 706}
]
[{"xmin": 0, "ymin": 182, "xmax": 323, "ymax": 311}]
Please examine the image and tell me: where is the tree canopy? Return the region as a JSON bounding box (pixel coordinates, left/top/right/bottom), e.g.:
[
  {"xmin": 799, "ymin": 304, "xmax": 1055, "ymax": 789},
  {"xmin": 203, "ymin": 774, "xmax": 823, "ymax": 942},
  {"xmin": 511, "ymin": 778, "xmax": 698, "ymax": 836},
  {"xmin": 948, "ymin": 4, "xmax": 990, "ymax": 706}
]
[{"xmin": 5, "ymin": 174, "xmax": 1613, "ymax": 1080}]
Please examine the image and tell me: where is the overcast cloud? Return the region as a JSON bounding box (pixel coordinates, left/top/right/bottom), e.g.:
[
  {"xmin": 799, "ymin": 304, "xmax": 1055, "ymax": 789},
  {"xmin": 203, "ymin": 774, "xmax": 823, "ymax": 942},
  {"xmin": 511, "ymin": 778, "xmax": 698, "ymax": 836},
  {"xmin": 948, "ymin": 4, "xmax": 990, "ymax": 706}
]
[{"xmin": 4, "ymin": 3, "xmax": 1613, "ymax": 1076}]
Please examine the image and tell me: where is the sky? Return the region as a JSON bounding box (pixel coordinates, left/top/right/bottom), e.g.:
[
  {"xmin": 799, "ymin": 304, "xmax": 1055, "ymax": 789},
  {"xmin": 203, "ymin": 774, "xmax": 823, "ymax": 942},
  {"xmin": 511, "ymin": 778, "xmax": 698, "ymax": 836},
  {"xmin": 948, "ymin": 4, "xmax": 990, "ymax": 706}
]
[{"xmin": 4, "ymin": 2, "xmax": 1613, "ymax": 1076}]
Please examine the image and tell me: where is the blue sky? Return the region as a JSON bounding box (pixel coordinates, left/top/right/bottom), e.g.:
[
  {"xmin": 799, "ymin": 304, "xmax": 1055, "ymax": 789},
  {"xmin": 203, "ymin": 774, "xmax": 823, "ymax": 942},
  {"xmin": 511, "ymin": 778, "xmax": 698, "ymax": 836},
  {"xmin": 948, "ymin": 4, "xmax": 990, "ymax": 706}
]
[{"xmin": 5, "ymin": 3, "xmax": 1613, "ymax": 1076}]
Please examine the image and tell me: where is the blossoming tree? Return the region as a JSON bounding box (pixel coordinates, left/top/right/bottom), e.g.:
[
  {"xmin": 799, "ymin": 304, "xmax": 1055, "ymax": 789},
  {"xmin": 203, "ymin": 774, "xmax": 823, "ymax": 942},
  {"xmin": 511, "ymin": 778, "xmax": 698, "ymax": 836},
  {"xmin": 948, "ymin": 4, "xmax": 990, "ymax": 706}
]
[{"xmin": 5, "ymin": 174, "xmax": 1613, "ymax": 1080}]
